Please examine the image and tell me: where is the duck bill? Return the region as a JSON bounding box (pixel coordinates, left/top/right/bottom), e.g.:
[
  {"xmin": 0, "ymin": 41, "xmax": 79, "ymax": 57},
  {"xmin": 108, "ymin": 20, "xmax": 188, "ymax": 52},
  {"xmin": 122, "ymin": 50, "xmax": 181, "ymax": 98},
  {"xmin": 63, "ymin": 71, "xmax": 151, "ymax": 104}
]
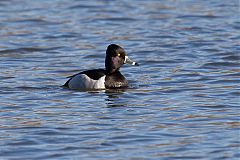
[{"xmin": 124, "ymin": 56, "xmax": 139, "ymax": 66}]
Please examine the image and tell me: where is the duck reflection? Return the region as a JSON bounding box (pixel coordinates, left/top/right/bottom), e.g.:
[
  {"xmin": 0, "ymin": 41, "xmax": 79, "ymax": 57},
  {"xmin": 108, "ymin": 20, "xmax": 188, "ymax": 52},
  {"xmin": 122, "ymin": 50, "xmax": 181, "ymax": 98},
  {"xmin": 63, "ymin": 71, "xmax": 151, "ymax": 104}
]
[{"xmin": 104, "ymin": 89, "xmax": 128, "ymax": 108}]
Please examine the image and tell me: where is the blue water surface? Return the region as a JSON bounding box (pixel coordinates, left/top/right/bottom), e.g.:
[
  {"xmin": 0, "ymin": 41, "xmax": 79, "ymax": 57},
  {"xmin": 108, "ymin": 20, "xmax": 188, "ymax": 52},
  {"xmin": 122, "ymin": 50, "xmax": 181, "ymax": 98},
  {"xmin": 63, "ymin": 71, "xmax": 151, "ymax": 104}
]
[{"xmin": 0, "ymin": 0, "xmax": 239, "ymax": 159}]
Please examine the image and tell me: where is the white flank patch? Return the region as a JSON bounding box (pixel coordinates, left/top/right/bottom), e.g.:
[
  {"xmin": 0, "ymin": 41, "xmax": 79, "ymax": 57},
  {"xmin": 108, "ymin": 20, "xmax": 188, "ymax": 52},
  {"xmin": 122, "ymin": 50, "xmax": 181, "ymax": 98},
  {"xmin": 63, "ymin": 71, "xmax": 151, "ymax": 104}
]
[{"xmin": 68, "ymin": 74, "xmax": 106, "ymax": 90}]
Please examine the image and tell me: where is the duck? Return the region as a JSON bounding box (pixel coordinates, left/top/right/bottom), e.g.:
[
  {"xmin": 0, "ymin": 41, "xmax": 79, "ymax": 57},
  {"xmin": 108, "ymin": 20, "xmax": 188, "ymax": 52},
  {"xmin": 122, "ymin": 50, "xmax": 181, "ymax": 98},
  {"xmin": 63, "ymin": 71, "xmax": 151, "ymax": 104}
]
[{"xmin": 63, "ymin": 44, "xmax": 139, "ymax": 90}]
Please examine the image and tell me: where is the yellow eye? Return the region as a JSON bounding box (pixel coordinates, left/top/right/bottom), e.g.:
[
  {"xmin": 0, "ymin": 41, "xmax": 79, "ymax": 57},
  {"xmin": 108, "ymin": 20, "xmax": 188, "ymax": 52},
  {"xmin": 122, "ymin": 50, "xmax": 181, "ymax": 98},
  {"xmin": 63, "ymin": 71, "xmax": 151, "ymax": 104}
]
[{"xmin": 117, "ymin": 53, "xmax": 121, "ymax": 57}]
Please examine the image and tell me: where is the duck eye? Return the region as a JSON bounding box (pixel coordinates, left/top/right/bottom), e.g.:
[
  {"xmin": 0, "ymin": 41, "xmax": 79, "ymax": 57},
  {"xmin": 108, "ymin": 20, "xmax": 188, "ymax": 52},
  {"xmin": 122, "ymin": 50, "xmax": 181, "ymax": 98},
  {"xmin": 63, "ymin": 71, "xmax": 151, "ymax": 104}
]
[{"xmin": 117, "ymin": 53, "xmax": 121, "ymax": 57}]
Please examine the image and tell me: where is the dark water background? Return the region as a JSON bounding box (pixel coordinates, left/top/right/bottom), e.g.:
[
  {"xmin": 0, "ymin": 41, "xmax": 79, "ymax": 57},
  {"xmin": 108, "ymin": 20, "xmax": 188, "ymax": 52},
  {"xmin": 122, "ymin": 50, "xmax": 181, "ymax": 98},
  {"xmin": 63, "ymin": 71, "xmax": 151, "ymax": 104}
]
[{"xmin": 0, "ymin": 0, "xmax": 239, "ymax": 159}]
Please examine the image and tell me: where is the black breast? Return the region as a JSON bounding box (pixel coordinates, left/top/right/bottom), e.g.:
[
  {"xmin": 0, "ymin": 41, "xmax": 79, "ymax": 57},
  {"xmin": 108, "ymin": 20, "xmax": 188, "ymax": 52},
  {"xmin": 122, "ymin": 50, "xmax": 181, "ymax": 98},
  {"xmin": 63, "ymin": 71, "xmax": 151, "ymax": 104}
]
[{"xmin": 105, "ymin": 71, "xmax": 128, "ymax": 89}]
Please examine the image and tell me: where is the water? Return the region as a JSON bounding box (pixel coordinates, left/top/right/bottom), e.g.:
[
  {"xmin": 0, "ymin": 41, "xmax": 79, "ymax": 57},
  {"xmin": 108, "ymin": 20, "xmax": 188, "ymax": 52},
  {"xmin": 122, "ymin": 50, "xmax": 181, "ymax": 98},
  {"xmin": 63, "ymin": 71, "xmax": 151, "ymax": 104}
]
[{"xmin": 0, "ymin": 0, "xmax": 239, "ymax": 159}]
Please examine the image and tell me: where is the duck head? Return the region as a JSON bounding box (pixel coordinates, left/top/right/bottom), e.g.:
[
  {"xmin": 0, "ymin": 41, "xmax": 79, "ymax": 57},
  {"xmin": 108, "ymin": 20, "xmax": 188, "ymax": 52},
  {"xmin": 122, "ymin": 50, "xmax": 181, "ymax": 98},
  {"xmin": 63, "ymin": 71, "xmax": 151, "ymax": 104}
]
[{"xmin": 105, "ymin": 44, "xmax": 138, "ymax": 74}]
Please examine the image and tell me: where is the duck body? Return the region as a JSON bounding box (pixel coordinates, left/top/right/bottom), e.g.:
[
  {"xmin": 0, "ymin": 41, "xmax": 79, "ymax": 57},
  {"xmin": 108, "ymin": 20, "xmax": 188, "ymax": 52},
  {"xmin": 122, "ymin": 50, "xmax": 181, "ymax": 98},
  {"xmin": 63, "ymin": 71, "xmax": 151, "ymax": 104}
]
[
  {"xmin": 63, "ymin": 44, "xmax": 138, "ymax": 90},
  {"xmin": 63, "ymin": 69, "xmax": 128, "ymax": 89}
]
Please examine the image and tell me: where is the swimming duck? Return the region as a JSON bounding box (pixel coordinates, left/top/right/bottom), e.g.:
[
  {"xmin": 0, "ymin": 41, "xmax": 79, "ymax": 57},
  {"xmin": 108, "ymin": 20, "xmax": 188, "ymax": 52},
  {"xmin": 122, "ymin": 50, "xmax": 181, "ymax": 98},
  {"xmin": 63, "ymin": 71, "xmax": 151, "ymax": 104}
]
[{"xmin": 63, "ymin": 44, "xmax": 139, "ymax": 90}]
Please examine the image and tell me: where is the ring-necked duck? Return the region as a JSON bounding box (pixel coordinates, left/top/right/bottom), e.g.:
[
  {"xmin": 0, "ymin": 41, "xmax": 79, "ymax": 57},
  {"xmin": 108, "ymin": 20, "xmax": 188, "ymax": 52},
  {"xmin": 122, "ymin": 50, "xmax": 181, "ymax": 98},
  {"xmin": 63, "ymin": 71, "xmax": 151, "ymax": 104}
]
[{"xmin": 63, "ymin": 44, "xmax": 139, "ymax": 90}]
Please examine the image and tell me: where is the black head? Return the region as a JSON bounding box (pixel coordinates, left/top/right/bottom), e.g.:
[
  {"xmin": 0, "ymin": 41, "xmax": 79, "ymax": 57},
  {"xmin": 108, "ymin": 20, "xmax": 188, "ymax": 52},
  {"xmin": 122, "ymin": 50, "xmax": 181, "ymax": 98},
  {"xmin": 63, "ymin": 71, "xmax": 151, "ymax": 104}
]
[{"xmin": 105, "ymin": 44, "xmax": 126, "ymax": 74}]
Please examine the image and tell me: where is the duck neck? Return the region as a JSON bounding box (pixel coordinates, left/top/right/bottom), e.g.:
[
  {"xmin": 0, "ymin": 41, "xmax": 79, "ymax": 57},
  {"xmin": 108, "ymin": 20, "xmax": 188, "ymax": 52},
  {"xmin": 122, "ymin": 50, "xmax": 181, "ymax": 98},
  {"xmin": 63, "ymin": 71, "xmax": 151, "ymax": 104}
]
[
  {"xmin": 105, "ymin": 67, "xmax": 119, "ymax": 75},
  {"xmin": 105, "ymin": 56, "xmax": 117, "ymax": 75},
  {"xmin": 105, "ymin": 55, "xmax": 124, "ymax": 75}
]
